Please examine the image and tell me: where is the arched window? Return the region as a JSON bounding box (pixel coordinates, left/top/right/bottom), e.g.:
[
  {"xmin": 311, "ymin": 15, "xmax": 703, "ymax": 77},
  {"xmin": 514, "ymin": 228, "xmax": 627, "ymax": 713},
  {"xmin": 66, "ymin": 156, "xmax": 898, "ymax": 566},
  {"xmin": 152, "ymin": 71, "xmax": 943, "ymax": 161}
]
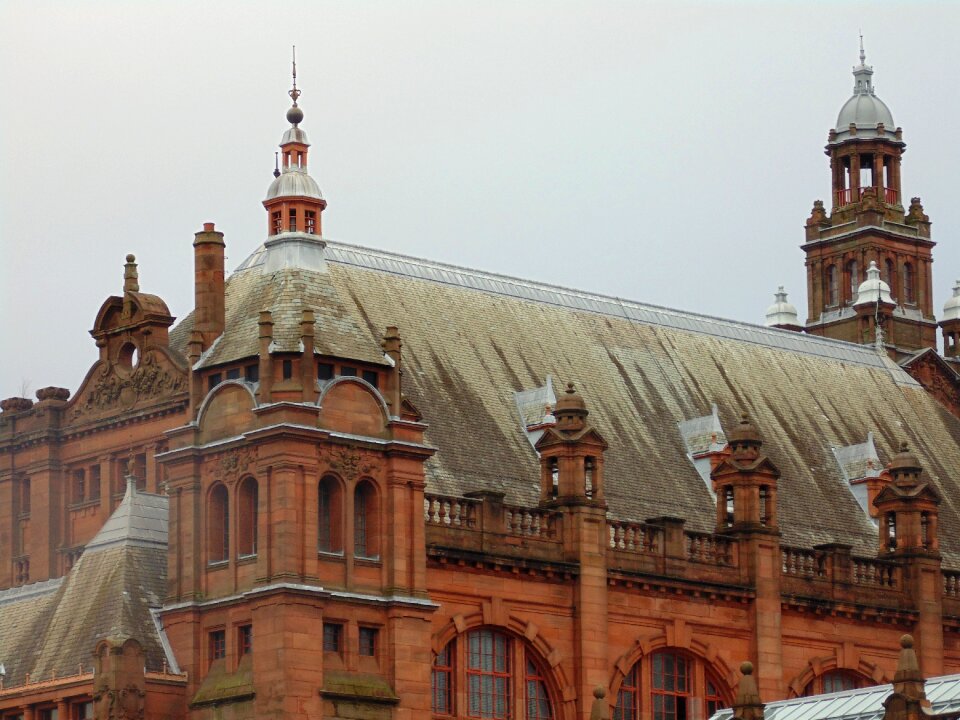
[
  {"xmin": 584, "ymin": 457, "xmax": 595, "ymax": 499},
  {"xmin": 826, "ymin": 265, "xmax": 839, "ymax": 306},
  {"xmin": 318, "ymin": 475, "xmax": 344, "ymax": 554},
  {"xmin": 803, "ymin": 669, "xmax": 868, "ymax": 696},
  {"xmin": 354, "ymin": 480, "xmax": 379, "ymax": 559},
  {"xmin": 208, "ymin": 483, "xmax": 229, "ymax": 563},
  {"xmin": 615, "ymin": 650, "xmax": 729, "ymax": 720},
  {"xmin": 903, "ymin": 263, "xmax": 915, "ymax": 303},
  {"xmin": 431, "ymin": 630, "xmax": 555, "ymax": 719},
  {"xmin": 847, "ymin": 259, "xmax": 859, "ymax": 302},
  {"xmin": 237, "ymin": 476, "xmax": 258, "ymax": 557}
]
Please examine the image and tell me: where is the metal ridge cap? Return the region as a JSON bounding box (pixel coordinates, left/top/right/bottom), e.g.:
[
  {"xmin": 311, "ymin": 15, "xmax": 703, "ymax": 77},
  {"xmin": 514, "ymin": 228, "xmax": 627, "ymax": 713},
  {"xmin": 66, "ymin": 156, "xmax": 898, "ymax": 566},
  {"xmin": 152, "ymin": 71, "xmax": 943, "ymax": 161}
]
[{"xmin": 321, "ymin": 239, "xmax": 895, "ymax": 368}]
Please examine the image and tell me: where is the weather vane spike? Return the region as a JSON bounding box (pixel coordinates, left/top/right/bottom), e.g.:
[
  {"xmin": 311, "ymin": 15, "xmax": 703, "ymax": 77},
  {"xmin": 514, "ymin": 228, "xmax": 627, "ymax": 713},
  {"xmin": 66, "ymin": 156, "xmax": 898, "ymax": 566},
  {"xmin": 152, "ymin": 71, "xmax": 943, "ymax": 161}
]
[
  {"xmin": 859, "ymin": 31, "xmax": 865, "ymax": 64},
  {"xmin": 289, "ymin": 45, "xmax": 301, "ymax": 106}
]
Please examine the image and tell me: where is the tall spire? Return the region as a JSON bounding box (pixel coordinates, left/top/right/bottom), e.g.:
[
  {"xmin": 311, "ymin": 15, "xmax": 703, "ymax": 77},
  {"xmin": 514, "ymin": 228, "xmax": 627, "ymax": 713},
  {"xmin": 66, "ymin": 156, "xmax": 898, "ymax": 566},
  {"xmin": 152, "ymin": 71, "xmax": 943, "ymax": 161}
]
[{"xmin": 859, "ymin": 30, "xmax": 866, "ymax": 65}]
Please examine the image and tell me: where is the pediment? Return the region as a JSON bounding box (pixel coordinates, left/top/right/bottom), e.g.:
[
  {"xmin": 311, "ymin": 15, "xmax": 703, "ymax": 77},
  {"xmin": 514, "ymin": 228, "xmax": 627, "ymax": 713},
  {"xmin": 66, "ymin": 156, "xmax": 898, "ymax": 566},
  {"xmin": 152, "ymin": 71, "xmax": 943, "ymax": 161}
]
[
  {"xmin": 68, "ymin": 346, "xmax": 188, "ymax": 422},
  {"xmin": 534, "ymin": 425, "xmax": 608, "ymax": 451},
  {"xmin": 712, "ymin": 454, "xmax": 780, "ymax": 480}
]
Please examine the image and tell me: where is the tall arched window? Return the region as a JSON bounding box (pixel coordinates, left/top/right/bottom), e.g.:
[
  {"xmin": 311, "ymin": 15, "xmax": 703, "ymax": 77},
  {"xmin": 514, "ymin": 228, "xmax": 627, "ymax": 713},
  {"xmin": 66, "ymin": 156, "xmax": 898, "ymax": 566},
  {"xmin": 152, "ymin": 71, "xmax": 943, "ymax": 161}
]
[
  {"xmin": 884, "ymin": 259, "xmax": 896, "ymax": 298},
  {"xmin": 318, "ymin": 475, "xmax": 344, "ymax": 554},
  {"xmin": 615, "ymin": 650, "xmax": 729, "ymax": 720},
  {"xmin": 903, "ymin": 262, "xmax": 915, "ymax": 303},
  {"xmin": 826, "ymin": 265, "xmax": 839, "ymax": 306},
  {"xmin": 237, "ymin": 476, "xmax": 258, "ymax": 557},
  {"xmin": 847, "ymin": 259, "xmax": 859, "ymax": 302},
  {"xmin": 431, "ymin": 629, "xmax": 555, "ymax": 719},
  {"xmin": 354, "ymin": 480, "xmax": 379, "ymax": 559},
  {"xmin": 208, "ymin": 483, "xmax": 229, "ymax": 563},
  {"xmin": 803, "ymin": 669, "xmax": 869, "ymax": 696}
]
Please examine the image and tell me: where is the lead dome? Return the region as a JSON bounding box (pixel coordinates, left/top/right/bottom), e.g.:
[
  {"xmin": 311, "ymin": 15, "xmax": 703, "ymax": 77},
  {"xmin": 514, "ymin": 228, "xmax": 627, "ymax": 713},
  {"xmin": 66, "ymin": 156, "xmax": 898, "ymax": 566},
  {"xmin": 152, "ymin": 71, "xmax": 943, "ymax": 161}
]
[{"xmin": 830, "ymin": 42, "xmax": 901, "ymax": 145}]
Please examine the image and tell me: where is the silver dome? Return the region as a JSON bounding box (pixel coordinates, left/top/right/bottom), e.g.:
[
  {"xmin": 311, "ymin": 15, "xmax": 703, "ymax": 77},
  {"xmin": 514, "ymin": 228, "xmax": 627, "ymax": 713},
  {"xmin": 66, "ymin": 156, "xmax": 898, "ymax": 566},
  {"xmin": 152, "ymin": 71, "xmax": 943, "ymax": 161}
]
[
  {"xmin": 943, "ymin": 281, "xmax": 960, "ymax": 322},
  {"xmin": 265, "ymin": 166, "xmax": 323, "ymax": 201},
  {"xmin": 830, "ymin": 44, "xmax": 901, "ymax": 145},
  {"xmin": 855, "ymin": 261, "xmax": 895, "ymax": 306},
  {"xmin": 765, "ymin": 287, "xmax": 800, "ymax": 327}
]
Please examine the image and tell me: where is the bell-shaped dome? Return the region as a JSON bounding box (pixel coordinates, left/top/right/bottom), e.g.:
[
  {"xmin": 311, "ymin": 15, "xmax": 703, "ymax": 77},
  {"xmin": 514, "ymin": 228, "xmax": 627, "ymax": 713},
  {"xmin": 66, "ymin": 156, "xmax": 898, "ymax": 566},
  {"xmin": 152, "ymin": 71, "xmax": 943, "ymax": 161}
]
[
  {"xmin": 943, "ymin": 280, "xmax": 960, "ymax": 321},
  {"xmin": 855, "ymin": 261, "xmax": 895, "ymax": 306},
  {"xmin": 265, "ymin": 166, "xmax": 324, "ymax": 201},
  {"xmin": 765, "ymin": 286, "xmax": 799, "ymax": 327},
  {"xmin": 830, "ymin": 43, "xmax": 901, "ymax": 145}
]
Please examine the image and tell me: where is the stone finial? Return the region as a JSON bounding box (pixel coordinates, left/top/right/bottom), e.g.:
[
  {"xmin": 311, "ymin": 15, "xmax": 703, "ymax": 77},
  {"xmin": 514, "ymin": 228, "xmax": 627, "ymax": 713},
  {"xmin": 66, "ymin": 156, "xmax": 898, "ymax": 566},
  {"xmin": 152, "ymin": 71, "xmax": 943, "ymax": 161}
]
[
  {"xmin": 123, "ymin": 254, "xmax": 139, "ymax": 293},
  {"xmin": 906, "ymin": 197, "xmax": 929, "ymax": 224},
  {"xmin": 0, "ymin": 397, "xmax": 34, "ymax": 414},
  {"xmin": 891, "ymin": 634, "xmax": 926, "ymax": 703},
  {"xmin": 35, "ymin": 387, "xmax": 70, "ymax": 402},
  {"xmin": 590, "ymin": 686, "xmax": 610, "ymax": 720},
  {"xmin": 807, "ymin": 199, "xmax": 829, "ymax": 226},
  {"xmin": 732, "ymin": 661, "xmax": 764, "ymax": 720}
]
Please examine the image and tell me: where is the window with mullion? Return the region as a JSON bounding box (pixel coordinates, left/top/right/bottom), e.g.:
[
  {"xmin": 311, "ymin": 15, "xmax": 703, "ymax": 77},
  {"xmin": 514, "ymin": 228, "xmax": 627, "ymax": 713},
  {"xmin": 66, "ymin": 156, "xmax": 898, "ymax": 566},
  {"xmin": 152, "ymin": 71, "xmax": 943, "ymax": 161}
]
[
  {"xmin": 615, "ymin": 663, "xmax": 640, "ymax": 720},
  {"xmin": 467, "ymin": 630, "xmax": 511, "ymax": 719},
  {"xmin": 432, "ymin": 643, "xmax": 454, "ymax": 716},
  {"xmin": 652, "ymin": 652, "xmax": 689, "ymax": 720},
  {"xmin": 524, "ymin": 658, "xmax": 553, "ymax": 720}
]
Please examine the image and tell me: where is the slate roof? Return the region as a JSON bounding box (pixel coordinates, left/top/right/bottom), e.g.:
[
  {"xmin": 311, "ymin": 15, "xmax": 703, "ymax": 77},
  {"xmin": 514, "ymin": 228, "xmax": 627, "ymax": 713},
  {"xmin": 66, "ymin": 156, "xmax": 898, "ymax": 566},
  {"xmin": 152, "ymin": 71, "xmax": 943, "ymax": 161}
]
[
  {"xmin": 0, "ymin": 483, "xmax": 172, "ymax": 686},
  {"xmin": 710, "ymin": 673, "xmax": 960, "ymax": 720},
  {"xmin": 171, "ymin": 238, "xmax": 960, "ymax": 565}
]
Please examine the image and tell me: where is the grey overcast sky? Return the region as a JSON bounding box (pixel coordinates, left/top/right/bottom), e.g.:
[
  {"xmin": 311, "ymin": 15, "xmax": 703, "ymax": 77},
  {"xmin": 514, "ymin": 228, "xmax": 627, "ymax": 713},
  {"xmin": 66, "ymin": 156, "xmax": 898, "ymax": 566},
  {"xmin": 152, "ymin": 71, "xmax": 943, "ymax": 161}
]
[{"xmin": 2, "ymin": 1, "xmax": 959, "ymax": 401}]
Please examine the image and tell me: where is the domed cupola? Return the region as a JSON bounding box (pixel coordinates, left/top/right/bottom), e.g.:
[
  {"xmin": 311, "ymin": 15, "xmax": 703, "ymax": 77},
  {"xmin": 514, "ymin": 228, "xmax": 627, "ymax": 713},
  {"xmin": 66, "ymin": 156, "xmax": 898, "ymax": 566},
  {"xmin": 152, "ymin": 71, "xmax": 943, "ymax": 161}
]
[
  {"xmin": 855, "ymin": 261, "xmax": 895, "ymax": 307},
  {"xmin": 831, "ymin": 40, "xmax": 901, "ymax": 145},
  {"xmin": 940, "ymin": 281, "xmax": 960, "ymax": 359},
  {"xmin": 262, "ymin": 50, "xmax": 327, "ymax": 237},
  {"xmin": 764, "ymin": 286, "xmax": 801, "ymax": 331}
]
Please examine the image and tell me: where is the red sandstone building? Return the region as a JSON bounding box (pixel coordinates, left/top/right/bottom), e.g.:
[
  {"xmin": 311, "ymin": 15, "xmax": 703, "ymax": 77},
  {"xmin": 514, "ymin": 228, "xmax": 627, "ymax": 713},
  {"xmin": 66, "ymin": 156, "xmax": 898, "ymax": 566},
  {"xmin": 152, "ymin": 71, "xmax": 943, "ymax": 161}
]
[{"xmin": 1, "ymin": 48, "xmax": 960, "ymax": 720}]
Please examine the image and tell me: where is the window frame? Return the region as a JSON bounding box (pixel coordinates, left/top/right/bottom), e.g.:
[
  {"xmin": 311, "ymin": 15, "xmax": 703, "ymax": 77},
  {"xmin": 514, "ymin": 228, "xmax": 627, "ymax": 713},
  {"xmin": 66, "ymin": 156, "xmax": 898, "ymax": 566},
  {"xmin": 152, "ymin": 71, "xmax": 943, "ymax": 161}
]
[
  {"xmin": 431, "ymin": 629, "xmax": 556, "ymax": 720},
  {"xmin": 615, "ymin": 649, "xmax": 730, "ymax": 720}
]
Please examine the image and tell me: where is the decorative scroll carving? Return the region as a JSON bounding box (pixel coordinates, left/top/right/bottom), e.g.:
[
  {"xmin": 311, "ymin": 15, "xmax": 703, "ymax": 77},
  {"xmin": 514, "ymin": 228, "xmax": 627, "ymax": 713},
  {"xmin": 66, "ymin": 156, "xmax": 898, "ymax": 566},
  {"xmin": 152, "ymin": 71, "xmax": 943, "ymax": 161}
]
[
  {"xmin": 211, "ymin": 446, "xmax": 258, "ymax": 484},
  {"xmin": 319, "ymin": 445, "xmax": 381, "ymax": 480},
  {"xmin": 93, "ymin": 684, "xmax": 145, "ymax": 720},
  {"xmin": 74, "ymin": 350, "xmax": 187, "ymax": 418}
]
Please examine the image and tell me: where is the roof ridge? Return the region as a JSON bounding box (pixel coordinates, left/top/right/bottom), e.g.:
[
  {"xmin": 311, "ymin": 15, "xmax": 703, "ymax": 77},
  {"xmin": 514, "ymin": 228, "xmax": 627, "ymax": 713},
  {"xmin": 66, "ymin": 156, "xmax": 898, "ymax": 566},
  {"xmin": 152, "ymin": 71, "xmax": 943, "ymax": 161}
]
[{"xmin": 315, "ymin": 239, "xmax": 912, "ymax": 374}]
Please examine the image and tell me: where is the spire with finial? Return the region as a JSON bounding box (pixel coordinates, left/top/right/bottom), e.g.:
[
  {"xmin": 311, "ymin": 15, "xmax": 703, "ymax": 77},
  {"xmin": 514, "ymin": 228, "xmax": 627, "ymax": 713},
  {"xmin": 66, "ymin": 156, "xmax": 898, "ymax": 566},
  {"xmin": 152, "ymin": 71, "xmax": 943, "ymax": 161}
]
[
  {"xmin": 289, "ymin": 45, "xmax": 301, "ymax": 107},
  {"xmin": 852, "ymin": 34, "xmax": 875, "ymax": 95},
  {"xmin": 263, "ymin": 46, "xmax": 326, "ymax": 237}
]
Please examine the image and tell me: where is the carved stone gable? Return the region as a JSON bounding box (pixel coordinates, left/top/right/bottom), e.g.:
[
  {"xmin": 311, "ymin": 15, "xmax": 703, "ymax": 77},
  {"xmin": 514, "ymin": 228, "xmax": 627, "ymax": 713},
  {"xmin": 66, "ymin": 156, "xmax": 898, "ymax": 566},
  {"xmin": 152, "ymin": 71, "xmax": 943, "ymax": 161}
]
[{"xmin": 72, "ymin": 349, "xmax": 187, "ymax": 419}]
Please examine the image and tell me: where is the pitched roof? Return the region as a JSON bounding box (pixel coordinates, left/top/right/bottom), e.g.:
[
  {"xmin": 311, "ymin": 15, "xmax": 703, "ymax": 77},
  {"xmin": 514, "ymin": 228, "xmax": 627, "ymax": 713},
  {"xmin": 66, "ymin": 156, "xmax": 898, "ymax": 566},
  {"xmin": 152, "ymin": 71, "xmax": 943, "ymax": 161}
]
[
  {"xmin": 0, "ymin": 484, "xmax": 172, "ymax": 687},
  {"xmin": 172, "ymin": 238, "xmax": 960, "ymax": 565},
  {"xmin": 711, "ymin": 673, "xmax": 960, "ymax": 720}
]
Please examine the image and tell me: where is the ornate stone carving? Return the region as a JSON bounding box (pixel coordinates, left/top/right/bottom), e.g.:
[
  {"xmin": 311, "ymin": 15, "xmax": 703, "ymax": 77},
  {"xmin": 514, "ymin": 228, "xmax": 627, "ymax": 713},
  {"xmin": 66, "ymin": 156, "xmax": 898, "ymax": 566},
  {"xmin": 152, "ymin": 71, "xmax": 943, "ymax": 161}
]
[
  {"xmin": 93, "ymin": 684, "xmax": 145, "ymax": 720},
  {"xmin": 75, "ymin": 350, "xmax": 186, "ymax": 417},
  {"xmin": 211, "ymin": 446, "xmax": 258, "ymax": 484},
  {"xmin": 319, "ymin": 445, "xmax": 381, "ymax": 480}
]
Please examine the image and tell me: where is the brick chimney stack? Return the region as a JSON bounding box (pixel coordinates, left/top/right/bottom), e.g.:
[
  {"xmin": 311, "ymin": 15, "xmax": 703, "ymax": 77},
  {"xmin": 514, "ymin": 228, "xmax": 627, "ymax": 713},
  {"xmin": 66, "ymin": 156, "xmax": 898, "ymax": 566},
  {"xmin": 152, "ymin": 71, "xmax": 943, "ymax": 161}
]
[{"xmin": 193, "ymin": 222, "xmax": 226, "ymax": 350}]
